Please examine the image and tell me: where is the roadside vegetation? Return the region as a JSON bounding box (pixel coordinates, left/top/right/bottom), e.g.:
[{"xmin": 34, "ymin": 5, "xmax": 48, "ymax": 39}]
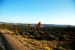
[{"xmin": 0, "ymin": 24, "xmax": 75, "ymax": 50}]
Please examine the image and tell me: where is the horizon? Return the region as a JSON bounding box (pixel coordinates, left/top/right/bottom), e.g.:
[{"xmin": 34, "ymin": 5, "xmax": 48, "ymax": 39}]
[
  {"xmin": 0, "ymin": 21, "xmax": 75, "ymax": 26},
  {"xmin": 0, "ymin": 0, "xmax": 75, "ymax": 25}
]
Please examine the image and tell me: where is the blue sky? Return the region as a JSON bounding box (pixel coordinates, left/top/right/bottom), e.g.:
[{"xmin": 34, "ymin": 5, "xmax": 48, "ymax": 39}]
[{"xmin": 0, "ymin": 0, "xmax": 75, "ymax": 25}]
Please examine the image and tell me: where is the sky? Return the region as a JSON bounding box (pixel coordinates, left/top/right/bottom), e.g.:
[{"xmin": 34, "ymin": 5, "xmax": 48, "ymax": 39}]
[{"xmin": 0, "ymin": 0, "xmax": 75, "ymax": 25}]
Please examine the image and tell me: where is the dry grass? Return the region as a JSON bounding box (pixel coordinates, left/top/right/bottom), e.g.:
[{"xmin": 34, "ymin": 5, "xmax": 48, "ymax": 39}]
[
  {"xmin": 0, "ymin": 29, "xmax": 67, "ymax": 50},
  {"xmin": 13, "ymin": 34, "xmax": 66, "ymax": 50}
]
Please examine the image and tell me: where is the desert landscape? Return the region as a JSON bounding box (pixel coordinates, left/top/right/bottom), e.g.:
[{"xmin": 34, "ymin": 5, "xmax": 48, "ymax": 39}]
[
  {"xmin": 0, "ymin": 22, "xmax": 75, "ymax": 50},
  {"xmin": 0, "ymin": 0, "xmax": 75, "ymax": 50}
]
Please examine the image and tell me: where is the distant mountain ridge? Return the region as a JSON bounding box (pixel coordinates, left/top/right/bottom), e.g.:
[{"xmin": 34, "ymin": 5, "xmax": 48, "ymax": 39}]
[{"xmin": 0, "ymin": 22, "xmax": 75, "ymax": 27}]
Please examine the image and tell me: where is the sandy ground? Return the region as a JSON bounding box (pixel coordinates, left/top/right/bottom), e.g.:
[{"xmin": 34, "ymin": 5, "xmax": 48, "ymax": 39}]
[{"xmin": 0, "ymin": 29, "xmax": 31, "ymax": 50}]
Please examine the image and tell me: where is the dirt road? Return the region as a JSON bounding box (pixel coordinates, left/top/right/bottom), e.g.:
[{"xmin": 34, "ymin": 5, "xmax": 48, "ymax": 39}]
[{"xmin": 0, "ymin": 30, "xmax": 31, "ymax": 50}]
